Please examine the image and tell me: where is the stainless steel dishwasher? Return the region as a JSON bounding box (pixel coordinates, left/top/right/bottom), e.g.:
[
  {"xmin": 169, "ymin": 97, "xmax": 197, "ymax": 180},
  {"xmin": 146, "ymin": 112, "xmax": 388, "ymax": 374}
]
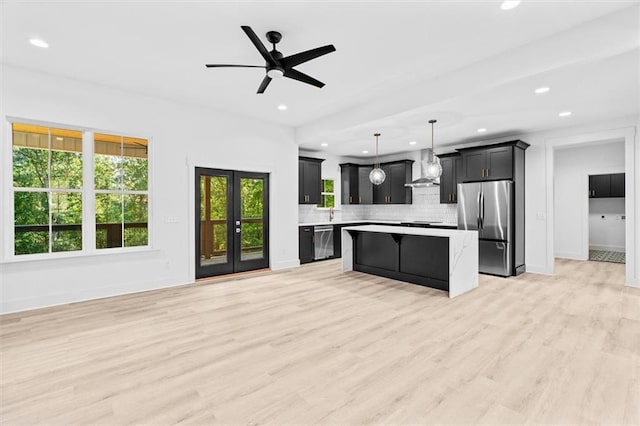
[{"xmin": 314, "ymin": 225, "xmax": 334, "ymax": 260}]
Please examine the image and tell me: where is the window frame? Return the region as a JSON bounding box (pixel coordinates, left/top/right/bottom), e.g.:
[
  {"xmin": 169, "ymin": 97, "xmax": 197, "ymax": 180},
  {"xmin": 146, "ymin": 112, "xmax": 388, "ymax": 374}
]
[
  {"xmin": 319, "ymin": 178, "xmax": 335, "ymax": 209},
  {"xmin": 3, "ymin": 117, "xmax": 153, "ymax": 261}
]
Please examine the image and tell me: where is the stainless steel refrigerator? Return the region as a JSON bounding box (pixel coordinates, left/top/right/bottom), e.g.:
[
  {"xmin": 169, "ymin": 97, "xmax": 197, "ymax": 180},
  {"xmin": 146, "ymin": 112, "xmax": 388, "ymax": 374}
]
[{"xmin": 458, "ymin": 181, "xmax": 513, "ymax": 276}]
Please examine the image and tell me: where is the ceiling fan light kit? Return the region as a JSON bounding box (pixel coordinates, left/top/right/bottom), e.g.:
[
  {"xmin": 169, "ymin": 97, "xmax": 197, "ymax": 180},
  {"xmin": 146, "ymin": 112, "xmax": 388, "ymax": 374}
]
[{"xmin": 205, "ymin": 26, "xmax": 336, "ymax": 94}]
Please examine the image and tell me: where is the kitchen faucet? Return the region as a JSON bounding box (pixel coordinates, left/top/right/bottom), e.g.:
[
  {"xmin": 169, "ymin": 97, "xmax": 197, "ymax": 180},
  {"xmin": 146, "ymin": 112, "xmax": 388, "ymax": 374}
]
[{"xmin": 329, "ymin": 207, "xmax": 334, "ymax": 222}]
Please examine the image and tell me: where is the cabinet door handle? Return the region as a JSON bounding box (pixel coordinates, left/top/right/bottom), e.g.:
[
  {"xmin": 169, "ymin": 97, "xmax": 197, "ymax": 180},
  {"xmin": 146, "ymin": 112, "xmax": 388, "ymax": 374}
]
[
  {"xmin": 481, "ymin": 169, "xmax": 485, "ymax": 177},
  {"xmin": 359, "ymin": 196, "xmax": 362, "ymax": 204},
  {"xmin": 486, "ymin": 168, "xmax": 490, "ymax": 177},
  {"xmin": 349, "ymin": 196, "xmax": 352, "ymax": 203}
]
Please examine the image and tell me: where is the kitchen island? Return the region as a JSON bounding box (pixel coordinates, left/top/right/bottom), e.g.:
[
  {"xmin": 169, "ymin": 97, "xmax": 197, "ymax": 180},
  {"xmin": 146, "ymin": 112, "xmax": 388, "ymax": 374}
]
[{"xmin": 342, "ymin": 225, "xmax": 478, "ymax": 298}]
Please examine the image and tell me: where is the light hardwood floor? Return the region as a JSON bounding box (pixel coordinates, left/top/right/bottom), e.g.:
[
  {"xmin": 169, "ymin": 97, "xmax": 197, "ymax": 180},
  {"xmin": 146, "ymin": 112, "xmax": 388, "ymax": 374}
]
[{"xmin": 1, "ymin": 259, "xmax": 639, "ymax": 425}]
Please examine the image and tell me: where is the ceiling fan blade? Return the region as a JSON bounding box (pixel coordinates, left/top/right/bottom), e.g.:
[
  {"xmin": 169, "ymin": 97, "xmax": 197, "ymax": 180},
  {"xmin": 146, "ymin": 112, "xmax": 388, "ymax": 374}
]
[
  {"xmin": 205, "ymin": 64, "xmax": 266, "ymax": 68},
  {"xmin": 283, "ymin": 68, "xmax": 325, "ymax": 88},
  {"xmin": 257, "ymin": 75, "xmax": 272, "ymax": 94},
  {"xmin": 281, "ymin": 45, "xmax": 336, "ymax": 69},
  {"xmin": 241, "ymin": 25, "xmax": 276, "ymax": 66}
]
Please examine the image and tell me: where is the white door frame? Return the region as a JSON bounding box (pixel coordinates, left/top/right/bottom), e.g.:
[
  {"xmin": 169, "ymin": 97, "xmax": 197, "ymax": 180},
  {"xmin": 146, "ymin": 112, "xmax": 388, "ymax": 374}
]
[{"xmin": 545, "ymin": 126, "xmax": 637, "ymax": 287}]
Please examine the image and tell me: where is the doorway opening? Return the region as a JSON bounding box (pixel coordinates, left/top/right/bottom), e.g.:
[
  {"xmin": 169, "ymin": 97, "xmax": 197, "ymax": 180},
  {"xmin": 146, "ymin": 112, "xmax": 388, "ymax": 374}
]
[
  {"xmin": 195, "ymin": 167, "xmax": 269, "ymax": 279},
  {"xmin": 552, "ymin": 138, "xmax": 627, "ymax": 268}
]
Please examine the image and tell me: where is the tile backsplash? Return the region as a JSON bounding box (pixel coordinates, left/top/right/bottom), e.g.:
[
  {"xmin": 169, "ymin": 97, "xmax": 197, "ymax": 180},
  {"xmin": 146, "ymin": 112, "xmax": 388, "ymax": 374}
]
[{"xmin": 299, "ymin": 186, "xmax": 457, "ymax": 224}]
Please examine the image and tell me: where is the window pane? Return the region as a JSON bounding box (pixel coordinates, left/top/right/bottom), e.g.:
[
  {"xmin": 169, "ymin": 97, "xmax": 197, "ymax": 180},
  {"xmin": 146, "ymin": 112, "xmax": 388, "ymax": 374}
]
[
  {"xmin": 51, "ymin": 129, "xmax": 83, "ymax": 189},
  {"xmin": 323, "ymin": 179, "xmax": 334, "ymax": 193},
  {"xmin": 13, "ymin": 123, "xmax": 49, "ymax": 188},
  {"xmin": 96, "ymin": 194, "xmax": 123, "ymax": 249},
  {"xmin": 14, "ymin": 191, "xmax": 49, "ymax": 254},
  {"xmin": 94, "ymin": 133, "xmax": 122, "ymax": 190},
  {"xmin": 124, "ymin": 194, "xmax": 148, "ymax": 247},
  {"xmin": 51, "ymin": 192, "xmax": 82, "ymax": 252},
  {"xmin": 123, "ymin": 156, "xmax": 148, "ymax": 191},
  {"xmin": 323, "ymin": 194, "xmax": 335, "ymax": 208}
]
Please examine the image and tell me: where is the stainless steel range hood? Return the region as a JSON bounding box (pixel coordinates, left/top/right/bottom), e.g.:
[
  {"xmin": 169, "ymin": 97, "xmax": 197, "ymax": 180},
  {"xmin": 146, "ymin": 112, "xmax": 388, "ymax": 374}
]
[{"xmin": 405, "ymin": 148, "xmax": 440, "ymax": 188}]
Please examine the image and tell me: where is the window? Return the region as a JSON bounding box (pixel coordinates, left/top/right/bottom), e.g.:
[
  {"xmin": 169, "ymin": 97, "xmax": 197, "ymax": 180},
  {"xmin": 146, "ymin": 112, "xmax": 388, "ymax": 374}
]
[
  {"xmin": 12, "ymin": 123, "xmax": 83, "ymax": 255},
  {"xmin": 94, "ymin": 133, "xmax": 148, "ymax": 249},
  {"xmin": 320, "ymin": 179, "xmax": 335, "ymax": 208},
  {"xmin": 10, "ymin": 121, "xmax": 150, "ymax": 256}
]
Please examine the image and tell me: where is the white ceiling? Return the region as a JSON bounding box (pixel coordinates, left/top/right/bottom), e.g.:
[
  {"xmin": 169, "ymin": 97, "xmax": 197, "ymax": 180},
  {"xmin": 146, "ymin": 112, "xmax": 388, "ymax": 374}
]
[{"xmin": 2, "ymin": 1, "xmax": 638, "ymax": 158}]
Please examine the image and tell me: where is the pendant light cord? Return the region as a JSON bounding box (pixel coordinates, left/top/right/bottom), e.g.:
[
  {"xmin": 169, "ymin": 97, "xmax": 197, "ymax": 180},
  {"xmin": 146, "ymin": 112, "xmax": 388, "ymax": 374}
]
[
  {"xmin": 429, "ymin": 119, "xmax": 437, "ymax": 162},
  {"xmin": 374, "ymin": 132, "xmax": 381, "ymax": 169}
]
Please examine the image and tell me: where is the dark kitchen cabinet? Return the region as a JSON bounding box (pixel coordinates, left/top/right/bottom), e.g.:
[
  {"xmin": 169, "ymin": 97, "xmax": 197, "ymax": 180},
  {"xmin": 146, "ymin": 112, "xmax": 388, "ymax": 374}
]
[
  {"xmin": 299, "ymin": 226, "xmax": 314, "ymax": 264},
  {"xmin": 373, "ymin": 160, "xmax": 413, "ymax": 204},
  {"xmin": 611, "ymin": 173, "xmax": 625, "ymax": 197},
  {"xmin": 340, "ymin": 163, "xmax": 360, "ymax": 205},
  {"xmin": 459, "ymin": 141, "xmax": 528, "ymax": 182},
  {"xmin": 358, "ymin": 166, "xmax": 373, "ymax": 204},
  {"xmin": 299, "ymin": 157, "xmax": 323, "ymax": 204},
  {"xmin": 589, "ymin": 173, "xmax": 625, "ymax": 198},
  {"xmin": 439, "ymin": 153, "xmax": 462, "ymax": 203}
]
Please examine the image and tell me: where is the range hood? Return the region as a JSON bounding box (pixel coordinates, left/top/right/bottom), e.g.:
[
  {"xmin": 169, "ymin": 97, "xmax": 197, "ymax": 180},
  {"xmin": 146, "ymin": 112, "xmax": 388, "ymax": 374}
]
[{"xmin": 405, "ymin": 149, "xmax": 440, "ymax": 188}]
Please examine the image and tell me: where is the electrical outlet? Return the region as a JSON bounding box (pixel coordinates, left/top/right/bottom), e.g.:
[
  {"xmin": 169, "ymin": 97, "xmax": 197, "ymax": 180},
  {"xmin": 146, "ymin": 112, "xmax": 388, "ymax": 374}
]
[
  {"xmin": 536, "ymin": 212, "xmax": 545, "ymax": 220},
  {"xmin": 166, "ymin": 216, "xmax": 179, "ymax": 223}
]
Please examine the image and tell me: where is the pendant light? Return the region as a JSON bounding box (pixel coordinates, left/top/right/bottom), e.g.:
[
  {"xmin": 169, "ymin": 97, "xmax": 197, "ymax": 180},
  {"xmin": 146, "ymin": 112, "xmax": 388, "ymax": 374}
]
[
  {"xmin": 369, "ymin": 132, "xmax": 386, "ymax": 185},
  {"xmin": 423, "ymin": 119, "xmax": 442, "ymax": 179}
]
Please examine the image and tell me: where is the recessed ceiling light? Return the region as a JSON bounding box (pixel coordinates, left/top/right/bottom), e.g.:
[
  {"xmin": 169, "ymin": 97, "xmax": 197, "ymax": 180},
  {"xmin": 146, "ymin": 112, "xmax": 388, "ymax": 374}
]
[
  {"xmin": 55, "ymin": 137, "xmax": 63, "ymax": 141},
  {"xmin": 362, "ymin": 150, "xmax": 369, "ymax": 154},
  {"xmin": 500, "ymin": 1, "xmax": 521, "ymax": 10},
  {"xmin": 559, "ymin": 111, "xmax": 572, "ymax": 117},
  {"xmin": 477, "ymin": 128, "xmax": 487, "ymax": 133},
  {"xmin": 29, "ymin": 38, "xmax": 49, "ymax": 48},
  {"xmin": 534, "ymin": 87, "xmax": 550, "ymax": 94},
  {"xmin": 277, "ymin": 104, "xmax": 287, "ymax": 111},
  {"xmin": 409, "ymin": 141, "xmax": 417, "ymax": 145},
  {"xmin": 321, "ymin": 143, "xmax": 328, "ymax": 147}
]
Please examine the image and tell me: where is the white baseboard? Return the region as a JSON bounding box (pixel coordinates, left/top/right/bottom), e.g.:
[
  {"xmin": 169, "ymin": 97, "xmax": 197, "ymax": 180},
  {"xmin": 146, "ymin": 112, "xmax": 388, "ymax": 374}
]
[
  {"xmin": 0, "ymin": 278, "xmax": 191, "ymax": 315},
  {"xmin": 589, "ymin": 244, "xmax": 625, "ymax": 252},
  {"xmin": 525, "ymin": 264, "xmax": 553, "ymax": 275},
  {"xmin": 554, "ymin": 252, "xmax": 587, "ymax": 261},
  {"xmin": 271, "ymin": 258, "xmax": 300, "ymax": 270}
]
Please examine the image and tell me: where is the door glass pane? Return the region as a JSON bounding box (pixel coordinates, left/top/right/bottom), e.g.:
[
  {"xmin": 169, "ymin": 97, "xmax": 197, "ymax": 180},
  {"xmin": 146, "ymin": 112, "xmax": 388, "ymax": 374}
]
[
  {"xmin": 240, "ymin": 178, "xmax": 264, "ymax": 260},
  {"xmin": 200, "ymin": 175, "xmax": 228, "ymax": 266}
]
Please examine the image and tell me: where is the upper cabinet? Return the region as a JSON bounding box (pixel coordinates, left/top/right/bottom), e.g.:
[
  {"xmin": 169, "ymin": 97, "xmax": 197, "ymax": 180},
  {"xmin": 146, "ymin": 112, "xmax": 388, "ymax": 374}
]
[
  {"xmin": 340, "ymin": 160, "xmax": 412, "ymax": 205},
  {"xmin": 373, "ymin": 161, "xmax": 413, "ymax": 204},
  {"xmin": 459, "ymin": 140, "xmax": 529, "ymax": 182},
  {"xmin": 438, "ymin": 153, "xmax": 462, "ymax": 204},
  {"xmin": 299, "ymin": 157, "xmax": 324, "ymax": 204},
  {"xmin": 589, "ymin": 173, "xmax": 625, "ymax": 198}
]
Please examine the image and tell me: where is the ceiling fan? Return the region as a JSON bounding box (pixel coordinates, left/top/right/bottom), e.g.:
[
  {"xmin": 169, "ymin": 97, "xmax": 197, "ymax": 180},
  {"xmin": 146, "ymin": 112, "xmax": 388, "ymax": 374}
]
[{"xmin": 205, "ymin": 26, "xmax": 336, "ymax": 94}]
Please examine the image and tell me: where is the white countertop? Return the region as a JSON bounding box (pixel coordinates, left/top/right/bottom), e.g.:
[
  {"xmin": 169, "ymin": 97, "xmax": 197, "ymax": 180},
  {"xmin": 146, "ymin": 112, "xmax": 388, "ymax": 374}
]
[
  {"xmin": 299, "ymin": 220, "xmax": 457, "ymax": 227},
  {"xmin": 298, "ymin": 220, "xmax": 402, "ymax": 226},
  {"xmin": 341, "ymin": 224, "xmax": 468, "ymax": 237}
]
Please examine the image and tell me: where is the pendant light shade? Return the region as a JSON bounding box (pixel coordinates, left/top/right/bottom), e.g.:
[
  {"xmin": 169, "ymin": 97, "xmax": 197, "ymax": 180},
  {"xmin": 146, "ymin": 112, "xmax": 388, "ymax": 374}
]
[
  {"xmin": 423, "ymin": 119, "xmax": 442, "ymax": 180},
  {"xmin": 369, "ymin": 132, "xmax": 386, "ymax": 185}
]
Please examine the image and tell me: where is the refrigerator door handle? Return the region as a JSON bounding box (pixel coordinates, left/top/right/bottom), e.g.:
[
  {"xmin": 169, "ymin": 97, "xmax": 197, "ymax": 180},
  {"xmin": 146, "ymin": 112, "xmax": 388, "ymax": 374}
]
[
  {"xmin": 481, "ymin": 191, "xmax": 485, "ymax": 229},
  {"xmin": 477, "ymin": 191, "xmax": 482, "ymax": 229}
]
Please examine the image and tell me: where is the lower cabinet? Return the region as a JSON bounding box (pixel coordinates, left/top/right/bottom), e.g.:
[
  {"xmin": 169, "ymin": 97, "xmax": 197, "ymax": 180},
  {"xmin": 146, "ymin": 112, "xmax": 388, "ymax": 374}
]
[
  {"xmin": 299, "ymin": 226, "xmax": 314, "ymax": 264},
  {"xmin": 351, "ymin": 231, "xmax": 449, "ymax": 292}
]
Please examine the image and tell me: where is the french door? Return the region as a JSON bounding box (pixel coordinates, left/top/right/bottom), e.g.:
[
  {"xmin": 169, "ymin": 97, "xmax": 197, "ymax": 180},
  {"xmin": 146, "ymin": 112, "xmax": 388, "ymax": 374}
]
[{"xmin": 195, "ymin": 167, "xmax": 269, "ymax": 278}]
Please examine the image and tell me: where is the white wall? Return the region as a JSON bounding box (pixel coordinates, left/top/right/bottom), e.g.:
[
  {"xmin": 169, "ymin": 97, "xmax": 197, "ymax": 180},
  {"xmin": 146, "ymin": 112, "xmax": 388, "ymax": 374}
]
[
  {"xmin": 589, "ymin": 199, "xmax": 626, "ymax": 252},
  {"xmin": 0, "ymin": 65, "xmax": 299, "ymax": 313},
  {"xmin": 553, "ymin": 142, "xmax": 625, "ymax": 258}
]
